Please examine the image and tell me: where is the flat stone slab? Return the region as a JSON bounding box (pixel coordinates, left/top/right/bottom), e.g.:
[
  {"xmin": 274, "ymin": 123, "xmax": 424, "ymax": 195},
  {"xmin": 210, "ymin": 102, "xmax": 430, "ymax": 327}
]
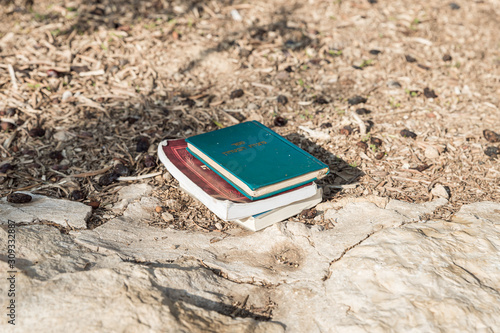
[
  {"xmin": 0, "ymin": 192, "xmax": 92, "ymax": 229},
  {"xmin": 0, "ymin": 226, "xmax": 283, "ymax": 333},
  {"xmin": 112, "ymin": 183, "xmax": 153, "ymax": 212},
  {"xmin": 75, "ymin": 198, "xmax": 446, "ymax": 285},
  {"xmin": 1, "ymin": 198, "xmax": 499, "ymax": 332}
]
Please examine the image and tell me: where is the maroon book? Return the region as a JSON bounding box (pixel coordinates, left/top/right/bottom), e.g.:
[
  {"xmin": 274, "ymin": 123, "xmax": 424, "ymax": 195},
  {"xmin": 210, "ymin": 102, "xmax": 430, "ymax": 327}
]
[
  {"xmin": 158, "ymin": 139, "xmax": 319, "ymax": 220},
  {"xmin": 162, "ymin": 139, "xmax": 250, "ymax": 202},
  {"xmin": 160, "ymin": 139, "xmax": 312, "ymax": 202}
]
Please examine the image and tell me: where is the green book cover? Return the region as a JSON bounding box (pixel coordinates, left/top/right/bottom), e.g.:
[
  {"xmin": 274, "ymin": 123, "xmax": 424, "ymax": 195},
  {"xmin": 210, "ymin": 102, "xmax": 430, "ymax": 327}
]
[{"xmin": 185, "ymin": 121, "xmax": 329, "ymax": 200}]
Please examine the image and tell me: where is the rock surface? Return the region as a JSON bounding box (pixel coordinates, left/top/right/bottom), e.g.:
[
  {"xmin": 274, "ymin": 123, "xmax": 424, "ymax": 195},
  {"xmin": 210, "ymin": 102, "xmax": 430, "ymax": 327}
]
[
  {"xmin": 1, "ymin": 194, "xmax": 499, "ymax": 332},
  {"xmin": 0, "ymin": 192, "xmax": 92, "ymax": 229},
  {"xmin": 112, "ymin": 183, "xmax": 153, "ymax": 212}
]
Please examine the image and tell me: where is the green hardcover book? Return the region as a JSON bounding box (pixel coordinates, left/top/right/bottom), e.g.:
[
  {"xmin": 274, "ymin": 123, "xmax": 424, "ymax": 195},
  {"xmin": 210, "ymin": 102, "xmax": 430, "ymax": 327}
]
[{"xmin": 185, "ymin": 121, "xmax": 329, "ymax": 200}]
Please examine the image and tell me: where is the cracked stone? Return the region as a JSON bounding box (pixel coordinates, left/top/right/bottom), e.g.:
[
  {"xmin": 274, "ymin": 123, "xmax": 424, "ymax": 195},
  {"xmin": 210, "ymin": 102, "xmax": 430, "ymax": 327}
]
[
  {"xmin": 425, "ymin": 145, "xmax": 440, "ymax": 159},
  {"xmin": 431, "ymin": 184, "xmax": 450, "ymax": 200},
  {"xmin": 0, "ymin": 192, "xmax": 92, "ymax": 228},
  {"xmin": 0, "ymin": 225, "xmax": 283, "ymax": 332},
  {"xmin": 162, "ymin": 212, "xmax": 174, "ymax": 222},
  {"xmin": 2, "ymin": 196, "xmax": 499, "ymax": 332},
  {"xmin": 112, "ymin": 183, "xmax": 153, "ymax": 212},
  {"xmin": 123, "ymin": 196, "xmax": 162, "ymax": 220},
  {"xmin": 385, "ymin": 197, "xmax": 448, "ymax": 221},
  {"xmin": 274, "ymin": 202, "xmax": 500, "ymax": 332}
]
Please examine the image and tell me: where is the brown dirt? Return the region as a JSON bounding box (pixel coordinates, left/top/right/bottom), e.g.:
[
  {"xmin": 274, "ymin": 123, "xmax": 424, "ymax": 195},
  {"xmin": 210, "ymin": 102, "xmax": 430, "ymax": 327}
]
[{"xmin": 1, "ymin": 0, "xmax": 499, "ymax": 232}]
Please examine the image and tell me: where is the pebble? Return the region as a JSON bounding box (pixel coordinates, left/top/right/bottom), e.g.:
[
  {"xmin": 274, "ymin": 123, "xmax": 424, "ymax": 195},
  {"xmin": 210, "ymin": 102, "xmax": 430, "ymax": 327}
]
[
  {"xmin": 163, "ymin": 172, "xmax": 172, "ymax": 181},
  {"xmin": 230, "ymin": 89, "xmax": 244, "ymax": 99},
  {"xmin": 369, "ymin": 49, "xmax": 381, "ymax": 55},
  {"xmin": 355, "ymin": 108, "xmax": 371, "ymax": 115},
  {"xmin": 387, "ymin": 80, "xmax": 402, "ymax": 88},
  {"xmin": 136, "ymin": 136, "xmax": 150, "ymax": 152},
  {"xmin": 425, "ymin": 146, "xmax": 440, "ymax": 159},
  {"xmin": 114, "ymin": 163, "xmax": 130, "ymax": 176},
  {"xmin": 7, "ymin": 193, "xmax": 32, "ymax": 203},
  {"xmin": 143, "ymin": 155, "xmax": 156, "ymax": 168},
  {"xmin": 230, "ymin": 9, "xmax": 242, "ymax": 21},
  {"xmin": 400, "ymin": 129, "xmax": 417, "ymax": 139},
  {"xmin": 0, "ymin": 163, "xmax": 14, "ymax": 173},
  {"xmin": 348, "ymin": 96, "xmax": 367, "ymax": 105},
  {"xmin": 484, "ymin": 146, "xmax": 499, "ymax": 158},
  {"xmin": 164, "ymin": 199, "xmax": 180, "ymax": 210},
  {"xmin": 28, "ymin": 127, "xmax": 46, "ymax": 138},
  {"xmin": 246, "ymin": 103, "xmax": 259, "ymax": 110},
  {"xmin": 161, "ymin": 212, "xmax": 174, "ymax": 222},
  {"xmin": 405, "ymin": 55, "xmax": 417, "ymax": 63},
  {"xmin": 442, "ymin": 54, "xmax": 452, "ymax": 62},
  {"xmin": 275, "ymin": 71, "xmax": 289, "ymax": 80},
  {"xmin": 99, "ymin": 172, "xmax": 119, "ymax": 186},
  {"xmin": 356, "ymin": 141, "xmax": 368, "ymax": 151},
  {"xmin": 299, "ymin": 208, "xmax": 317, "ymax": 219},
  {"xmin": 53, "ymin": 131, "xmax": 71, "ymax": 141},
  {"xmin": 314, "ymin": 96, "xmax": 329, "ymax": 104},
  {"xmin": 274, "ymin": 116, "xmax": 287, "ymax": 127},
  {"xmin": 370, "ymin": 137, "xmax": 383, "ymax": 147},
  {"xmin": 340, "ymin": 125, "xmax": 353, "ymax": 136},
  {"xmin": 483, "ymin": 129, "xmax": 500, "ymax": 143},
  {"xmin": 62, "ymin": 91, "xmax": 73, "ymax": 102},
  {"xmin": 70, "ymin": 190, "xmax": 85, "ymax": 201},
  {"xmin": 431, "ymin": 184, "xmax": 450, "ymax": 199},
  {"xmin": 49, "ymin": 151, "xmax": 64, "ymax": 161},
  {"xmin": 70, "ymin": 65, "xmax": 90, "ymax": 73},
  {"xmin": 87, "ymin": 201, "xmax": 100, "ymax": 209},
  {"xmin": 423, "ymin": 88, "xmax": 438, "ymax": 99},
  {"xmin": 412, "ymin": 164, "xmax": 431, "ymax": 172},
  {"xmin": 277, "ymin": 95, "xmax": 288, "ymax": 105},
  {"xmin": 109, "ymin": 65, "xmax": 120, "ymax": 74},
  {"xmin": 449, "ymin": 2, "xmax": 460, "ymax": 10}
]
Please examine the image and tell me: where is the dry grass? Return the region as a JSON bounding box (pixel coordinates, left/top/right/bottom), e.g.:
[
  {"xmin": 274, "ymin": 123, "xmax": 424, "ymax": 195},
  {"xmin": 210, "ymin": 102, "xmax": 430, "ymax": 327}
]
[{"xmin": 1, "ymin": 0, "xmax": 499, "ymax": 231}]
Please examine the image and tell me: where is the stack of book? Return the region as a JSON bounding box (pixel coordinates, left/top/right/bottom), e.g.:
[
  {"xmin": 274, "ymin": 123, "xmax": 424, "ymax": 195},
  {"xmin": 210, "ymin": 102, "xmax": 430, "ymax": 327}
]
[{"xmin": 157, "ymin": 121, "xmax": 329, "ymax": 231}]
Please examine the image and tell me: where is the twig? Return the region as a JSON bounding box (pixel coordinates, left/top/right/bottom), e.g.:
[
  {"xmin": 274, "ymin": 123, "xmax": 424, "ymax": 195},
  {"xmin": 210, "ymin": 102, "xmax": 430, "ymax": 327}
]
[
  {"xmin": 79, "ymin": 69, "xmax": 105, "ymax": 77},
  {"xmin": 391, "ymin": 176, "xmax": 431, "ymax": 184},
  {"xmin": 3, "ymin": 130, "xmax": 17, "ymax": 149},
  {"xmin": 351, "ymin": 112, "xmax": 366, "ymax": 135},
  {"xmin": 118, "ymin": 172, "xmax": 162, "ymax": 181},
  {"xmin": 9, "ymin": 183, "xmax": 44, "ymax": 192},
  {"xmin": 230, "ymin": 295, "xmax": 249, "ymax": 318},
  {"xmin": 72, "ymin": 166, "xmax": 113, "ymax": 178},
  {"xmin": 8, "ymin": 65, "xmax": 18, "ymax": 90},
  {"xmin": 325, "ymin": 183, "xmax": 359, "ymax": 189},
  {"xmin": 0, "ymin": 144, "xmax": 12, "ymax": 157},
  {"xmin": 251, "ymin": 82, "xmax": 274, "ymax": 91},
  {"xmin": 221, "ymin": 110, "xmax": 240, "ymax": 124}
]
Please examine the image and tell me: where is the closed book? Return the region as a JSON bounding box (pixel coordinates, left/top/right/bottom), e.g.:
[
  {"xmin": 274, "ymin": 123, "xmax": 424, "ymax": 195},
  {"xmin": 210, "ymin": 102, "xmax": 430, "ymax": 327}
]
[
  {"xmin": 157, "ymin": 139, "xmax": 318, "ymax": 221},
  {"xmin": 181, "ymin": 184, "xmax": 322, "ymax": 232},
  {"xmin": 185, "ymin": 121, "xmax": 329, "ymax": 200},
  {"xmin": 232, "ymin": 188, "xmax": 323, "ymax": 231}
]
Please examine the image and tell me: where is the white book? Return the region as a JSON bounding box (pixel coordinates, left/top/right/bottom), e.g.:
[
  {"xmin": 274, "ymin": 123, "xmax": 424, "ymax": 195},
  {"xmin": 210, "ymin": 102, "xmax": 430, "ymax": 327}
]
[
  {"xmin": 232, "ymin": 188, "xmax": 323, "ymax": 231},
  {"xmin": 158, "ymin": 139, "xmax": 319, "ymax": 221},
  {"xmin": 180, "ymin": 183, "xmax": 322, "ymax": 231}
]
